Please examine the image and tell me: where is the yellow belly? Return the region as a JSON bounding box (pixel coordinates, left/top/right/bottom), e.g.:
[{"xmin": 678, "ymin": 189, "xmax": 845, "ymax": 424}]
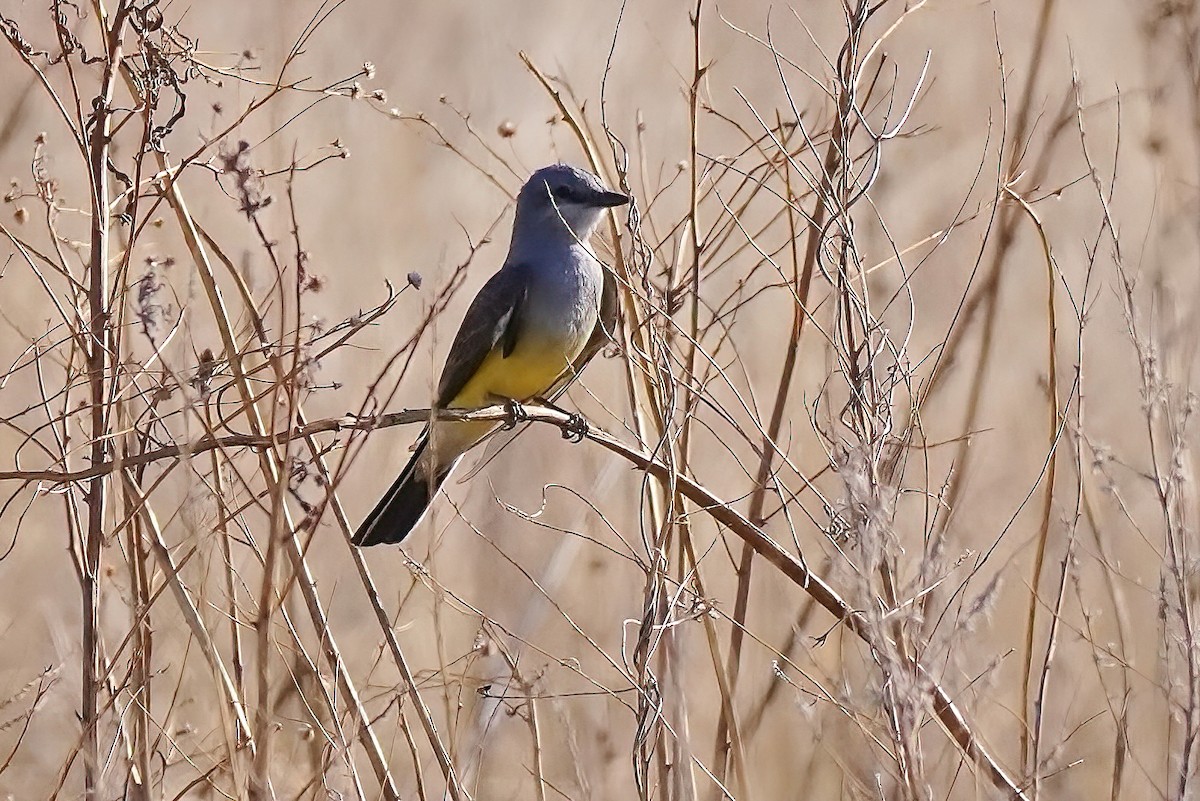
[
  {"xmin": 448, "ymin": 336, "xmax": 577, "ymax": 409},
  {"xmin": 425, "ymin": 334, "xmax": 584, "ymax": 467}
]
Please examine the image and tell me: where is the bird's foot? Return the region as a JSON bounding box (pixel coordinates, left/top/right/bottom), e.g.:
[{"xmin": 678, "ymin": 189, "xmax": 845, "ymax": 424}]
[
  {"xmin": 561, "ymin": 412, "xmax": 589, "ymax": 442},
  {"xmin": 530, "ymin": 396, "xmax": 589, "ymax": 442},
  {"xmin": 501, "ymin": 398, "xmax": 528, "ymax": 430}
]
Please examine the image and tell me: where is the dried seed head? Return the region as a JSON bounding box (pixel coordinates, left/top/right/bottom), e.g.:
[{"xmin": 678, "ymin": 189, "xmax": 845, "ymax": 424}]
[
  {"xmin": 407, "ymin": 271, "xmax": 423, "ymax": 289},
  {"xmin": 362, "ymin": 61, "xmax": 376, "ymax": 79},
  {"xmin": 472, "ymin": 630, "xmax": 495, "ymax": 656},
  {"xmin": 497, "ymin": 119, "xmax": 517, "ymax": 138}
]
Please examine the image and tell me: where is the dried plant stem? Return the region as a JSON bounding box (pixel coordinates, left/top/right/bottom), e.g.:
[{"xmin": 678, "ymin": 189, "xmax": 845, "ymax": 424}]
[
  {"xmin": 299, "ymin": 414, "xmax": 470, "ymax": 801},
  {"xmin": 905, "ymin": 0, "xmax": 1058, "ymax": 774},
  {"xmin": 716, "ymin": 97, "xmax": 829, "ymax": 790},
  {"xmin": 0, "ymin": 407, "xmax": 575, "ymax": 485},
  {"xmin": 81, "ymin": 5, "xmax": 130, "ymax": 796},
  {"xmin": 670, "ymin": 6, "xmax": 727, "ymax": 800},
  {"xmin": 1005, "ymin": 185, "xmax": 1064, "ymax": 801},
  {"xmin": 519, "ymin": 52, "xmax": 667, "ymax": 460},
  {"xmin": 194, "ymin": 191, "xmax": 462, "ymax": 799},
  {"xmin": 580, "ymin": 416, "xmax": 1029, "ymax": 800},
  {"xmin": 149, "ymin": 158, "xmax": 402, "ymax": 796},
  {"xmin": 520, "ymin": 49, "xmax": 692, "ymax": 801},
  {"xmin": 7, "ymin": 3, "xmax": 1190, "ymax": 798},
  {"xmin": 341, "ymin": 403, "xmax": 1033, "ymax": 800},
  {"xmin": 120, "ymin": 471, "xmax": 257, "ymax": 768}
]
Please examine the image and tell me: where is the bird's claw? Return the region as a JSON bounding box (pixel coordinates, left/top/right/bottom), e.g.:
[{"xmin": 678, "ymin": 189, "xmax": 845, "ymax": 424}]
[
  {"xmin": 562, "ymin": 412, "xmax": 588, "ymax": 442},
  {"xmin": 501, "ymin": 398, "xmax": 528, "ymax": 431}
]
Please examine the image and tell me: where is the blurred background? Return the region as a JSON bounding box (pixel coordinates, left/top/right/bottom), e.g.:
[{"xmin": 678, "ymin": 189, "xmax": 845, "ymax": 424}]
[{"xmin": 1, "ymin": 1, "xmax": 1198, "ymax": 799}]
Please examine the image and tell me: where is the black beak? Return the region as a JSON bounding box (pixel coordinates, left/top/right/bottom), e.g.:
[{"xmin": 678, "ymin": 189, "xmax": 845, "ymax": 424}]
[{"xmin": 594, "ymin": 190, "xmax": 630, "ymax": 208}]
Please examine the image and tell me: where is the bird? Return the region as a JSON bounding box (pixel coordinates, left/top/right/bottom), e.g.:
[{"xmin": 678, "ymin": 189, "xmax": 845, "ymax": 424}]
[{"xmin": 353, "ymin": 164, "xmax": 629, "ymax": 547}]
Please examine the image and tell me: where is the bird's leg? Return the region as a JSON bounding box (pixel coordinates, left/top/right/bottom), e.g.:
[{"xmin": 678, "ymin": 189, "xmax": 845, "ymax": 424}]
[
  {"xmin": 498, "ymin": 397, "xmax": 528, "ymax": 431},
  {"xmin": 561, "ymin": 413, "xmax": 589, "ymax": 442},
  {"xmin": 532, "ymin": 396, "xmax": 589, "ymax": 442}
]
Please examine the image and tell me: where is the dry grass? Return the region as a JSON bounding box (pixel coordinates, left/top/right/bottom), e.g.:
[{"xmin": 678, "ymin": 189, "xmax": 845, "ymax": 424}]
[{"xmin": 1, "ymin": 1, "xmax": 1199, "ymax": 799}]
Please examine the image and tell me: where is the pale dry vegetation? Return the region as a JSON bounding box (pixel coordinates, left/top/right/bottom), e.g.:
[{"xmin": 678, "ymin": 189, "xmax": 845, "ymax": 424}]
[{"xmin": 1, "ymin": 1, "xmax": 1199, "ymax": 800}]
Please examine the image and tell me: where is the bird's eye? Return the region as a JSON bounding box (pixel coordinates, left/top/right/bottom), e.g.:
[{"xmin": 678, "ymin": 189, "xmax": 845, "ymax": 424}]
[{"xmin": 551, "ymin": 185, "xmax": 573, "ymax": 201}]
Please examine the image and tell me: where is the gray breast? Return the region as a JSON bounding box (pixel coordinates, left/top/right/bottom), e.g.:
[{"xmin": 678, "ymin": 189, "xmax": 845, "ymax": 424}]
[{"xmin": 523, "ymin": 246, "xmax": 602, "ymax": 349}]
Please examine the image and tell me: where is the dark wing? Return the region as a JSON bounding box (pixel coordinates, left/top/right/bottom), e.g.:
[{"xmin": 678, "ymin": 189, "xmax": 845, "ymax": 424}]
[{"xmin": 436, "ymin": 263, "xmax": 529, "ymax": 407}]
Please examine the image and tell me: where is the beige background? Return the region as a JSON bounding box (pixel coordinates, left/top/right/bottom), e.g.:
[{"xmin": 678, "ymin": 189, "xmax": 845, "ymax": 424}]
[{"xmin": 1, "ymin": 1, "xmax": 1198, "ymax": 799}]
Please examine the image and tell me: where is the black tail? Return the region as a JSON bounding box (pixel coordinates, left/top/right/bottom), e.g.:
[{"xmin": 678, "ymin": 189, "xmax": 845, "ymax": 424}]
[{"xmin": 353, "ymin": 438, "xmax": 451, "ymax": 547}]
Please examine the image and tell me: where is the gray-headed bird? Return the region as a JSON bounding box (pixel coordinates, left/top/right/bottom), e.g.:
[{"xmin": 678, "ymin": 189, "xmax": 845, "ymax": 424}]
[{"xmin": 353, "ymin": 164, "xmax": 628, "ymax": 547}]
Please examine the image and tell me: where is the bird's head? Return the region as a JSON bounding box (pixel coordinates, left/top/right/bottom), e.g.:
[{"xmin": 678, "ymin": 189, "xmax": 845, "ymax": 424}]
[{"xmin": 515, "ymin": 164, "xmax": 628, "ymax": 241}]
